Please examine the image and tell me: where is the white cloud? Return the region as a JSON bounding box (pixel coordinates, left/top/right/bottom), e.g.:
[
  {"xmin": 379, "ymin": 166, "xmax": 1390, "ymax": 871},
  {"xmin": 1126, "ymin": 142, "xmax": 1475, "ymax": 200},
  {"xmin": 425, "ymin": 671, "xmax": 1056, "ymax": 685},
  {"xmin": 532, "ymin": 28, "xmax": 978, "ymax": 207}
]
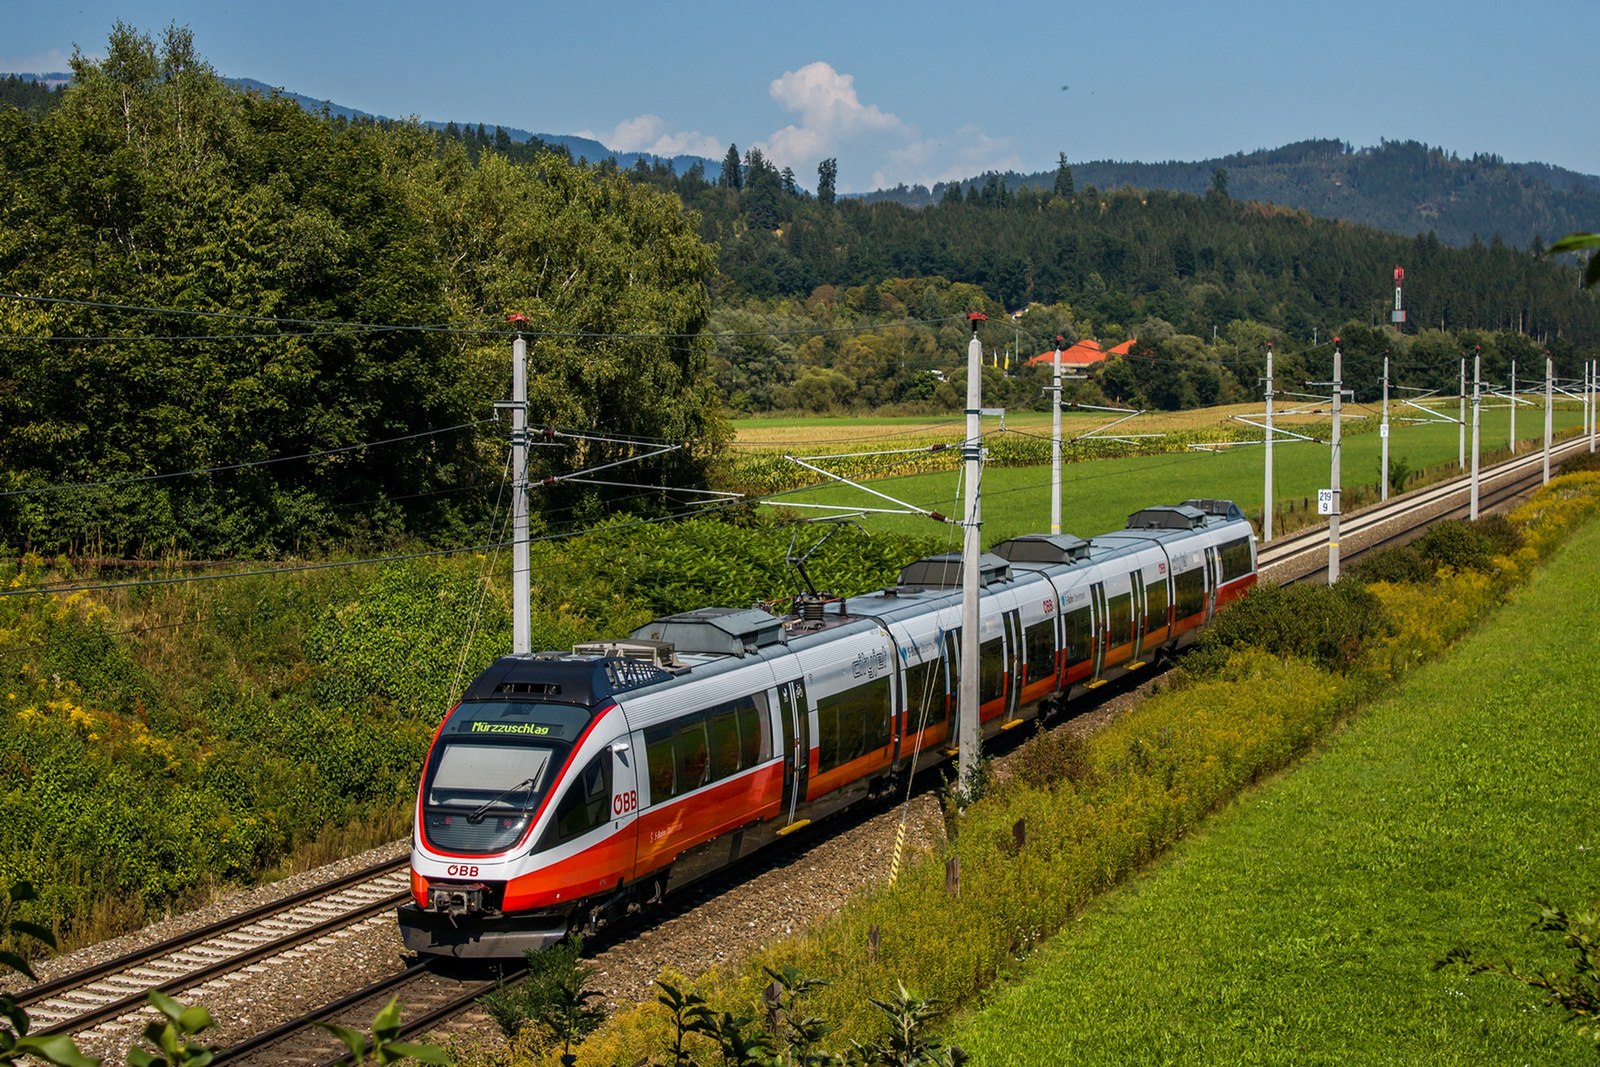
[
  {"xmin": 577, "ymin": 114, "xmax": 726, "ymax": 159},
  {"xmin": 880, "ymin": 125, "xmax": 1025, "ymax": 189},
  {"xmin": 758, "ymin": 62, "xmax": 908, "ymax": 175},
  {"xmin": 0, "ymin": 48, "xmax": 78, "ymax": 77}
]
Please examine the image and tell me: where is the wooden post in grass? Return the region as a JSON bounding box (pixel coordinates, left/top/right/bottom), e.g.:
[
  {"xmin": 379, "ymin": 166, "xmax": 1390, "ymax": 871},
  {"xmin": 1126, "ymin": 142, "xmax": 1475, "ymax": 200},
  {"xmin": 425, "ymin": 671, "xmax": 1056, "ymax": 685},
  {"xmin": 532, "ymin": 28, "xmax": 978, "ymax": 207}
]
[
  {"xmin": 1013, "ymin": 819, "xmax": 1026, "ymax": 851},
  {"xmin": 946, "ymin": 855, "xmax": 961, "ymax": 897}
]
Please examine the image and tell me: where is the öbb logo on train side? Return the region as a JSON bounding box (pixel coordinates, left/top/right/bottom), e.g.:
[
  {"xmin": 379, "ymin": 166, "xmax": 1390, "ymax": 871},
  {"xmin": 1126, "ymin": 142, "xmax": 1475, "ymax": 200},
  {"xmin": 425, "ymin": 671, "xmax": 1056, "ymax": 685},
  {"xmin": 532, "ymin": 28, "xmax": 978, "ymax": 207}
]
[
  {"xmin": 613, "ymin": 789, "xmax": 639, "ymax": 817},
  {"xmin": 446, "ymin": 865, "xmax": 480, "ymax": 877}
]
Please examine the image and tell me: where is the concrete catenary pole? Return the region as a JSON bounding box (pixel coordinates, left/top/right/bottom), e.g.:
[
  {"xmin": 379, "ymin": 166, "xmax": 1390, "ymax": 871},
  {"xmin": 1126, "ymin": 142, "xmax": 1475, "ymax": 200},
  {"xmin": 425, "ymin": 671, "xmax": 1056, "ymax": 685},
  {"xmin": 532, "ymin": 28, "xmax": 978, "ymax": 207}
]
[
  {"xmin": 1329, "ymin": 342, "xmax": 1342, "ymax": 584},
  {"xmin": 1263, "ymin": 343, "xmax": 1274, "ymax": 541},
  {"xmin": 511, "ymin": 335, "xmax": 531, "ymax": 654},
  {"xmin": 1380, "ymin": 352, "xmax": 1390, "ymax": 501},
  {"xmin": 1510, "ymin": 360, "xmax": 1517, "ymax": 454},
  {"xmin": 1051, "ymin": 336, "xmax": 1063, "ymax": 536},
  {"xmin": 1470, "ymin": 350, "xmax": 1481, "ymax": 520},
  {"xmin": 1544, "ymin": 355, "xmax": 1553, "ymax": 485},
  {"xmin": 1458, "ymin": 357, "xmax": 1466, "ymax": 469},
  {"xmin": 1590, "ymin": 359, "xmax": 1596, "ymax": 453},
  {"xmin": 959, "ymin": 313, "xmax": 985, "ymax": 798}
]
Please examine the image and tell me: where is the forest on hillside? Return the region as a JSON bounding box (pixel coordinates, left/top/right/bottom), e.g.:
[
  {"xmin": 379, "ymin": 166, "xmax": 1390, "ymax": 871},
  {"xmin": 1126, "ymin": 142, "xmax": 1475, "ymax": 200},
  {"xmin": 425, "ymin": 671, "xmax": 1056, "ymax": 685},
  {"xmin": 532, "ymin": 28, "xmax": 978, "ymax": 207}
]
[{"xmin": 865, "ymin": 139, "xmax": 1600, "ymax": 251}]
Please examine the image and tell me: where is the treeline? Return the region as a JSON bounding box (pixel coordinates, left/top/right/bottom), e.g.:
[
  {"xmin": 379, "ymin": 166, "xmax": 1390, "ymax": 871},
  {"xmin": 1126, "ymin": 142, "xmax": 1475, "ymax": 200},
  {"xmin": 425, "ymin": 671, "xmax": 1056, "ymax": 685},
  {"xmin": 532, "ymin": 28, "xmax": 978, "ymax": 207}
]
[
  {"xmin": 707, "ymin": 279, "xmax": 1577, "ymax": 416},
  {"xmin": 624, "ymin": 156, "xmax": 1599, "ymax": 353},
  {"xmin": 0, "ymin": 75, "xmax": 64, "ymax": 119},
  {"xmin": 0, "ymin": 24, "xmax": 724, "ymax": 558}
]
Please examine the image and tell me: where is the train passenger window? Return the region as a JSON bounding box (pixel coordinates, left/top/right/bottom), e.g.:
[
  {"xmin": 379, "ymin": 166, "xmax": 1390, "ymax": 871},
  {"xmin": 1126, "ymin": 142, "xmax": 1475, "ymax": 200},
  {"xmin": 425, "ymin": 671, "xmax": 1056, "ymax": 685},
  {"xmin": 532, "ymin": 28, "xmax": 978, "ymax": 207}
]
[
  {"xmin": 736, "ymin": 702, "xmax": 758, "ymax": 767},
  {"xmin": 675, "ymin": 716, "xmax": 711, "ymax": 793},
  {"xmin": 1145, "ymin": 578, "xmax": 1169, "ymax": 633},
  {"xmin": 815, "ymin": 676, "xmax": 892, "ymax": 773},
  {"xmin": 1219, "ymin": 538, "xmax": 1253, "ymax": 582},
  {"xmin": 904, "ymin": 658, "xmax": 947, "ymax": 729},
  {"xmin": 644, "ymin": 723, "xmax": 676, "ymax": 802},
  {"xmin": 1173, "ymin": 568, "xmax": 1206, "ymax": 618},
  {"xmin": 1024, "ymin": 621, "xmax": 1055, "ymax": 685},
  {"xmin": 1062, "ymin": 606, "xmax": 1093, "ymax": 664},
  {"xmin": 980, "ymin": 637, "xmax": 1005, "ymax": 703},
  {"xmin": 553, "ymin": 752, "xmax": 612, "ymax": 842},
  {"xmin": 709, "ymin": 705, "xmax": 743, "ymax": 780},
  {"xmin": 1106, "ymin": 593, "xmax": 1133, "ymax": 646}
]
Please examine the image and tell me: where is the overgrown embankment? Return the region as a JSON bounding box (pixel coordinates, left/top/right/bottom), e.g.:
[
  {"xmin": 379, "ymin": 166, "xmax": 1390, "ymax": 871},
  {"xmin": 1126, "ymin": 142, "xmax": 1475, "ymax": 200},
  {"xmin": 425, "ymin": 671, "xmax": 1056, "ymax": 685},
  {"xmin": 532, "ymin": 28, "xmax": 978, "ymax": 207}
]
[
  {"xmin": 562, "ymin": 472, "xmax": 1600, "ymax": 1067},
  {"xmin": 0, "ymin": 520, "xmax": 936, "ymax": 955},
  {"xmin": 956, "ymin": 481, "xmax": 1600, "ymax": 1065}
]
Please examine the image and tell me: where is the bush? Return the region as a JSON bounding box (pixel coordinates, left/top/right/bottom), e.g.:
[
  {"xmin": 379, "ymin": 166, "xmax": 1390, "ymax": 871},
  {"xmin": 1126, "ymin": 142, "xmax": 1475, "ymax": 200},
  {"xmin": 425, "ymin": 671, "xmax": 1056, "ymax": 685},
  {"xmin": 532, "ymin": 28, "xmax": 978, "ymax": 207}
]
[
  {"xmin": 1414, "ymin": 520, "xmax": 1497, "ymax": 572},
  {"xmin": 1192, "ymin": 580, "xmax": 1388, "ymax": 672},
  {"xmin": 1348, "ymin": 543, "xmax": 1431, "ymax": 585},
  {"xmin": 1006, "ymin": 731, "xmax": 1092, "ymax": 792}
]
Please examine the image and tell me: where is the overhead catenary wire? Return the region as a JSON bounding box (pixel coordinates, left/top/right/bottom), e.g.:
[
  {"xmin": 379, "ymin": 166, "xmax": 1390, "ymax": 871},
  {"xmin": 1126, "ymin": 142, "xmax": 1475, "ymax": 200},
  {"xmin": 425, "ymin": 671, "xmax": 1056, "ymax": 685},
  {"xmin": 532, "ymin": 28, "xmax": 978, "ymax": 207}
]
[{"xmin": 0, "ymin": 419, "xmax": 497, "ymax": 499}]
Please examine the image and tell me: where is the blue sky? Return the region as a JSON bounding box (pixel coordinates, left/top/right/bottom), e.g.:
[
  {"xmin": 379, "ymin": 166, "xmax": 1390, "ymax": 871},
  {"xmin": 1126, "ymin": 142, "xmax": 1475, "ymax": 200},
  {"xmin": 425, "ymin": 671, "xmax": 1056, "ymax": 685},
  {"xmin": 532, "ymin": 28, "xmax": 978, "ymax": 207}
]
[{"xmin": 3, "ymin": 0, "xmax": 1594, "ymax": 192}]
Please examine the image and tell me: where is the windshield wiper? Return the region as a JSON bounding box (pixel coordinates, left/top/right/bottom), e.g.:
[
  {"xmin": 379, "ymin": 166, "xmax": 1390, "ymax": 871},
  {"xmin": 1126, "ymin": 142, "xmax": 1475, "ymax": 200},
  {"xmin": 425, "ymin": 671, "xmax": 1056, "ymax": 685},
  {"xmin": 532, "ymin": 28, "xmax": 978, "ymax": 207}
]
[{"xmin": 466, "ymin": 777, "xmax": 538, "ymax": 824}]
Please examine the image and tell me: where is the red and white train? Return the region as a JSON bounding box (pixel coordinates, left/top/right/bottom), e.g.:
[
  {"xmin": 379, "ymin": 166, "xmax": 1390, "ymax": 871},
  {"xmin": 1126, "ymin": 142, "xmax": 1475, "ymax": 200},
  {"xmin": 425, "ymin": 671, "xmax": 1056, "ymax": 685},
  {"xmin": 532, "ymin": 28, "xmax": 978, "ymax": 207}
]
[{"xmin": 399, "ymin": 499, "xmax": 1256, "ymax": 957}]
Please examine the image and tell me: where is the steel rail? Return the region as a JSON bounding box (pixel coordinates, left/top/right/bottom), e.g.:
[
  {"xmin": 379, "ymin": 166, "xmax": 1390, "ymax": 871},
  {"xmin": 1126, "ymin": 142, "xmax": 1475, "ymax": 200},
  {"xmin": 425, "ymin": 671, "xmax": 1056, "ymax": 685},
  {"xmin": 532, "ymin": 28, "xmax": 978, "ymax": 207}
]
[
  {"xmin": 207, "ymin": 961, "xmax": 432, "ymax": 1066},
  {"xmin": 15, "ymin": 856, "xmax": 409, "ymax": 1010},
  {"xmin": 32, "ymin": 890, "xmax": 411, "ymax": 1037}
]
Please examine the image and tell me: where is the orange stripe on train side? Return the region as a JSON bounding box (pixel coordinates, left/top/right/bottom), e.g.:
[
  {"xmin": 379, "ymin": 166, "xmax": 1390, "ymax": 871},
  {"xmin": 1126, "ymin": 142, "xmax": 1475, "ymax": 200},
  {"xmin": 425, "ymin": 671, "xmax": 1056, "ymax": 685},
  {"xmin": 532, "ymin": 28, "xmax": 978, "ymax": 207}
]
[
  {"xmin": 806, "ymin": 745, "xmax": 893, "ymax": 801},
  {"xmin": 634, "ymin": 763, "xmax": 783, "ymax": 879}
]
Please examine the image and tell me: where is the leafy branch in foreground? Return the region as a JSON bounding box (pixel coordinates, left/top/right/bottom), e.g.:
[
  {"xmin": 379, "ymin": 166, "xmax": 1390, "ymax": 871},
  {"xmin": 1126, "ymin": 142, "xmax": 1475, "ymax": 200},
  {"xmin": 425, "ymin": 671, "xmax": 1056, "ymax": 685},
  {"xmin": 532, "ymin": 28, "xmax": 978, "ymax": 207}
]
[
  {"xmin": 2, "ymin": 880, "xmax": 98, "ymax": 1067},
  {"xmin": 320, "ymin": 998, "xmax": 452, "ymax": 1066},
  {"xmin": 1436, "ymin": 899, "xmax": 1600, "ymax": 1052},
  {"xmin": 1549, "ymin": 232, "xmax": 1600, "ymax": 289}
]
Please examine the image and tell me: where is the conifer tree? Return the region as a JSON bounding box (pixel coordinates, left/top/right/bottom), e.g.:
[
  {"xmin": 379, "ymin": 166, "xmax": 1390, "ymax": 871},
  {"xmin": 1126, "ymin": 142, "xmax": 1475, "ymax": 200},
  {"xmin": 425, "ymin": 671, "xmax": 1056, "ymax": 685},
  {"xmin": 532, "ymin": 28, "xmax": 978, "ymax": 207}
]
[
  {"xmin": 817, "ymin": 157, "xmax": 837, "ymax": 207},
  {"xmin": 1054, "ymin": 152, "xmax": 1075, "ymax": 196},
  {"xmin": 720, "ymin": 143, "xmax": 743, "ymax": 190}
]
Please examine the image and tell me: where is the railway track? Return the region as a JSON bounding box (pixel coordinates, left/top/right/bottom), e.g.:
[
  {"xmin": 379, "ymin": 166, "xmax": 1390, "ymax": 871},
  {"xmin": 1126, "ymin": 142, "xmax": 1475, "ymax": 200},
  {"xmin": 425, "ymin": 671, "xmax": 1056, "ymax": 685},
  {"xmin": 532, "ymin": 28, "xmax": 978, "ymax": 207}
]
[
  {"xmin": 22, "ymin": 435, "xmax": 1595, "ymax": 1062},
  {"xmin": 1257, "ymin": 435, "xmax": 1592, "ymax": 580},
  {"xmin": 15, "ymin": 857, "xmax": 410, "ymax": 1044}
]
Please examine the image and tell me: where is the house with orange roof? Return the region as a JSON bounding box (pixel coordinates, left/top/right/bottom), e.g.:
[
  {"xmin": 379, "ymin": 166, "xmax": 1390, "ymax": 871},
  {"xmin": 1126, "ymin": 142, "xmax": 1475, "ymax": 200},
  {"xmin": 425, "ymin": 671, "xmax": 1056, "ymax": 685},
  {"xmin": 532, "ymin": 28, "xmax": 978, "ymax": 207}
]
[{"xmin": 1025, "ymin": 338, "xmax": 1134, "ymax": 370}]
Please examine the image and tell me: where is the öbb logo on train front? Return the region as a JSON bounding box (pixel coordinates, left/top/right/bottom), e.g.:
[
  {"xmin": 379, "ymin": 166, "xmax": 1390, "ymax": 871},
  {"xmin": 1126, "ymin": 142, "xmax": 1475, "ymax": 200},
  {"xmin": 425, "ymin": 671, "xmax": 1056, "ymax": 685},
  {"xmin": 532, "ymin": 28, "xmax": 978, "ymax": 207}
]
[{"xmin": 446, "ymin": 865, "xmax": 480, "ymax": 877}]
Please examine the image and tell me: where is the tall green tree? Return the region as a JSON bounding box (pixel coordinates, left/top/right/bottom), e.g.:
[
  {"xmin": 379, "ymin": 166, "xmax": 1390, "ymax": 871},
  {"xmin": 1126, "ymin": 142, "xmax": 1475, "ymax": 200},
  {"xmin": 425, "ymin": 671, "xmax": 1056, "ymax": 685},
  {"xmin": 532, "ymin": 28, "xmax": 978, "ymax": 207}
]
[
  {"xmin": 1053, "ymin": 152, "xmax": 1074, "ymax": 196},
  {"xmin": 720, "ymin": 142, "xmax": 742, "ymax": 190},
  {"xmin": 818, "ymin": 157, "xmax": 838, "ymax": 207}
]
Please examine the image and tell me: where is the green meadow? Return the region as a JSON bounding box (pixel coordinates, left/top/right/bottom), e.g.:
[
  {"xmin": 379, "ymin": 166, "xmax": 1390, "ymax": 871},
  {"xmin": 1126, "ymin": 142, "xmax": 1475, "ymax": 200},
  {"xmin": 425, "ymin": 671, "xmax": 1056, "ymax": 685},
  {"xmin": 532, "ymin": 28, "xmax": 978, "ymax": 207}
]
[
  {"xmin": 764, "ymin": 404, "xmax": 1589, "ymax": 545},
  {"xmin": 953, "ymin": 501, "xmax": 1600, "ymax": 1064}
]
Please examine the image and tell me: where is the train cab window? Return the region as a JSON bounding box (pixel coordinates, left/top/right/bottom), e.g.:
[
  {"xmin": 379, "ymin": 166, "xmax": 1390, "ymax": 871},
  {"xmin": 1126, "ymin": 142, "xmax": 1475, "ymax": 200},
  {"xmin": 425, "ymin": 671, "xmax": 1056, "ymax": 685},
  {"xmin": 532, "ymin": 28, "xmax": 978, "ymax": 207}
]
[
  {"xmin": 980, "ymin": 637, "xmax": 1005, "ymax": 703},
  {"xmin": 1106, "ymin": 593, "xmax": 1133, "ymax": 646},
  {"xmin": 816, "ymin": 676, "xmax": 892, "ymax": 772},
  {"xmin": 1174, "ymin": 568, "xmax": 1206, "ymax": 618},
  {"xmin": 1219, "ymin": 537, "xmax": 1253, "ymax": 582},
  {"xmin": 1024, "ymin": 620, "xmax": 1055, "ymax": 685},
  {"xmin": 1062, "ymin": 606, "xmax": 1093, "ymax": 665},
  {"xmin": 904, "ymin": 657, "xmax": 947, "ymax": 728},
  {"xmin": 1145, "ymin": 578, "xmax": 1169, "ymax": 633},
  {"xmin": 553, "ymin": 752, "xmax": 612, "ymax": 842}
]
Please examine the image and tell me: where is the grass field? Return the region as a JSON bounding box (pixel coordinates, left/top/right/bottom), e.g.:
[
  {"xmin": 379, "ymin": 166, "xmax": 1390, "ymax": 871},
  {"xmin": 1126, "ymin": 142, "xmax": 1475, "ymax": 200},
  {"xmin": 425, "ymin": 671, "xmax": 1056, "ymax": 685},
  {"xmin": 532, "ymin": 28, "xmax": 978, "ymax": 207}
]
[
  {"xmin": 953, "ymin": 513, "xmax": 1600, "ymax": 1065},
  {"xmin": 731, "ymin": 402, "xmax": 1355, "ymax": 448},
  {"xmin": 761, "ymin": 405, "xmax": 1589, "ymax": 546}
]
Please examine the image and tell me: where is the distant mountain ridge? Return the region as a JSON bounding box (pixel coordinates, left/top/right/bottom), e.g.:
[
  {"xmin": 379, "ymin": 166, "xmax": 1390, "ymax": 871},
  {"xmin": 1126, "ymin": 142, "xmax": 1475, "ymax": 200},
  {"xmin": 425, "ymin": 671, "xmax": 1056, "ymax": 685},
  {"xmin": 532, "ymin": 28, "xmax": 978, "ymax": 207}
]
[
  {"xmin": 863, "ymin": 139, "xmax": 1600, "ymax": 249},
  {"xmin": 227, "ymin": 77, "xmax": 722, "ymax": 177}
]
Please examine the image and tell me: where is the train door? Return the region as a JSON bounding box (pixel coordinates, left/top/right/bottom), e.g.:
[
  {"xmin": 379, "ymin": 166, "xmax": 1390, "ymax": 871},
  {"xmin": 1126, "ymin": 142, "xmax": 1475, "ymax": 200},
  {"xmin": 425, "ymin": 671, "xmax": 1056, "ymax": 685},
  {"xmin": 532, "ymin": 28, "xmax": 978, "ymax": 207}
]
[
  {"xmin": 944, "ymin": 628, "xmax": 961, "ymax": 745},
  {"xmin": 1003, "ymin": 609, "xmax": 1023, "ymax": 722},
  {"xmin": 1129, "ymin": 570, "xmax": 1148, "ymax": 666},
  {"xmin": 777, "ymin": 680, "xmax": 810, "ymax": 826},
  {"xmin": 1204, "ymin": 545, "xmax": 1220, "ymax": 620},
  {"xmin": 1089, "ymin": 582, "xmax": 1108, "ymax": 684},
  {"xmin": 609, "ymin": 738, "xmax": 640, "ymax": 883}
]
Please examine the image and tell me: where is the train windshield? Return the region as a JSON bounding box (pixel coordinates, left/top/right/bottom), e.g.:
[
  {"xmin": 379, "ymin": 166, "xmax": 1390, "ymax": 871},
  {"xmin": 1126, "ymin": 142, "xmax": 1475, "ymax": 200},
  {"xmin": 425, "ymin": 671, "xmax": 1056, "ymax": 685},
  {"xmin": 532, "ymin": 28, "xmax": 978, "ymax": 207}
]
[{"xmin": 420, "ymin": 701, "xmax": 594, "ymax": 856}]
